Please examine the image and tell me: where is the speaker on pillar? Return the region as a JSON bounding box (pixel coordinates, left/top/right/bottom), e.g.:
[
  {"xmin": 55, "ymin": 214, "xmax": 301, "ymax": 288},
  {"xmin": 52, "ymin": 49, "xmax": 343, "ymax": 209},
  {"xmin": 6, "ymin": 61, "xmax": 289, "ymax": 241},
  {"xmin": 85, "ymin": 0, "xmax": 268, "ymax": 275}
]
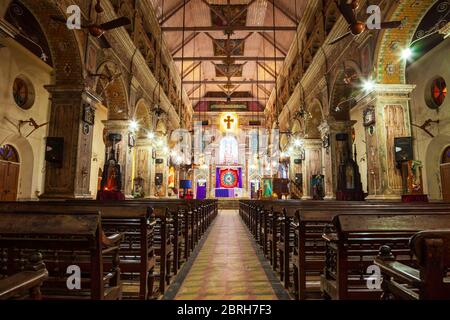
[
  {"xmin": 45, "ymin": 137, "xmax": 64, "ymax": 167},
  {"xmin": 155, "ymin": 173, "xmax": 163, "ymax": 186},
  {"xmin": 395, "ymin": 137, "xmax": 413, "ymax": 162}
]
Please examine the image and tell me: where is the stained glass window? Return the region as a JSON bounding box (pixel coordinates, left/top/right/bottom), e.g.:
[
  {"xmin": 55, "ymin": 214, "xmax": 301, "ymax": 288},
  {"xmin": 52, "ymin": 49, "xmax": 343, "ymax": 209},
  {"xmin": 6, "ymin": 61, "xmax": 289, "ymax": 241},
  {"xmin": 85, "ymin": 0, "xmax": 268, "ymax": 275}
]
[
  {"xmin": 0, "ymin": 145, "xmax": 19, "ymax": 163},
  {"xmin": 442, "ymin": 146, "xmax": 450, "ymax": 164}
]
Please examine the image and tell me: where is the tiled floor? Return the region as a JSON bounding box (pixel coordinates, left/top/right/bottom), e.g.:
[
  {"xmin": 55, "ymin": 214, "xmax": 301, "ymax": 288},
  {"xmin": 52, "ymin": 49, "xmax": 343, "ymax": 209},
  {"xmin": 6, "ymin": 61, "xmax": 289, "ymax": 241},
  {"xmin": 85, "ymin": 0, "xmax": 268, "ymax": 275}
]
[{"xmin": 175, "ymin": 210, "xmax": 279, "ymax": 300}]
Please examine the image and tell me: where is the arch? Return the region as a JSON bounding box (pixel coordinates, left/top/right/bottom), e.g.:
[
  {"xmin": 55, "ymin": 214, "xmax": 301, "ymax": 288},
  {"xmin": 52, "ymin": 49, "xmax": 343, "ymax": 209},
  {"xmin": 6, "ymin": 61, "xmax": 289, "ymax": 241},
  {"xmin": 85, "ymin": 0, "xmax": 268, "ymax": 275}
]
[
  {"xmin": 280, "ymin": 134, "xmax": 289, "ymax": 151},
  {"xmin": 329, "ymin": 61, "xmax": 362, "ymax": 121},
  {"xmin": 95, "ymin": 60, "xmax": 129, "ymax": 120},
  {"xmin": 305, "ymin": 98, "xmax": 324, "ymax": 139},
  {"xmin": 324, "ymin": 2, "xmax": 339, "ymax": 35},
  {"xmin": 3, "ymin": 135, "xmax": 34, "ymax": 199},
  {"xmin": 134, "ymin": 99, "xmax": 153, "ymax": 136},
  {"xmin": 291, "ymin": 119, "xmax": 303, "ymax": 135},
  {"xmin": 4, "ymin": 0, "xmax": 84, "ymax": 86},
  {"xmin": 156, "ymin": 119, "xmax": 167, "ymax": 135},
  {"xmin": 374, "ymin": 0, "xmax": 437, "ymax": 84},
  {"xmin": 425, "ymin": 135, "xmax": 450, "ymax": 199}
]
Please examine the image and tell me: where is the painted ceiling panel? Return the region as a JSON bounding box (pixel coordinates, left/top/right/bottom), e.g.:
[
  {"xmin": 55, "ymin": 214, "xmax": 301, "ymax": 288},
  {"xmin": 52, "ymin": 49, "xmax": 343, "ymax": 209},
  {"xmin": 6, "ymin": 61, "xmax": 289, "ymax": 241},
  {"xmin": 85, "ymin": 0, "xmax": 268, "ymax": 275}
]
[{"xmin": 152, "ymin": 0, "xmax": 306, "ymax": 110}]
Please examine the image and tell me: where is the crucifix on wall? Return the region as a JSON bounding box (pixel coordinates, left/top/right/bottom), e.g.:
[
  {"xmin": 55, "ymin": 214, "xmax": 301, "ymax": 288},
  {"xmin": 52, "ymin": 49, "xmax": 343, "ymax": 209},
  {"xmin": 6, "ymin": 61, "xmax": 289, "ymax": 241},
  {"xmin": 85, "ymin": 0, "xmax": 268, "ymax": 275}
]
[{"xmin": 224, "ymin": 115, "xmax": 234, "ymax": 130}]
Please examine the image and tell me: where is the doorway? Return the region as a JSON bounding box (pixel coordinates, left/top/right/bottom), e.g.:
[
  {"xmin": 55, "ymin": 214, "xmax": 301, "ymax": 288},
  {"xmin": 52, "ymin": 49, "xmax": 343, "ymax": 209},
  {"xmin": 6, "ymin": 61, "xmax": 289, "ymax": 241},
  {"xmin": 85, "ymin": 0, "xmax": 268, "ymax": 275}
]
[
  {"xmin": 440, "ymin": 146, "xmax": 450, "ymax": 201},
  {"xmin": 0, "ymin": 145, "xmax": 20, "ymax": 201}
]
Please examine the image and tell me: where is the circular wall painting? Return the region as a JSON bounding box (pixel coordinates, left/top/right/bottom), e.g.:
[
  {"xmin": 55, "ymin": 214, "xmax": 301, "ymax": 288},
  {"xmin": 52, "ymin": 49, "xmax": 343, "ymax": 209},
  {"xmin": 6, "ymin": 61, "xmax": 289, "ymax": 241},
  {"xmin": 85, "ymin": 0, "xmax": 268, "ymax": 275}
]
[{"xmin": 13, "ymin": 76, "xmax": 35, "ymax": 109}]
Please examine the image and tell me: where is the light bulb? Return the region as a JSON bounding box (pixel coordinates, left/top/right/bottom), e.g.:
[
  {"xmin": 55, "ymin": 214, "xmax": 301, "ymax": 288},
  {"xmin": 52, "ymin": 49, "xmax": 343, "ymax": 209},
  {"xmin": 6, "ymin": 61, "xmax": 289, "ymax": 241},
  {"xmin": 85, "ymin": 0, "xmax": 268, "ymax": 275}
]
[
  {"xmin": 294, "ymin": 139, "xmax": 303, "ymax": 147},
  {"xmin": 362, "ymin": 79, "xmax": 375, "ymax": 92},
  {"xmin": 129, "ymin": 120, "xmax": 139, "ymax": 132},
  {"xmin": 401, "ymin": 48, "xmax": 412, "ymax": 60}
]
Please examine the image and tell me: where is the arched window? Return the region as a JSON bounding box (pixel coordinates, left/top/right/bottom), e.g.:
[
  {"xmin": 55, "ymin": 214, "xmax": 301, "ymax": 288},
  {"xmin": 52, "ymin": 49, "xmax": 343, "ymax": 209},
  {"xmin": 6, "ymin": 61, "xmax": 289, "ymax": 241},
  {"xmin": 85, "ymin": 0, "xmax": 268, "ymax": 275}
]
[
  {"xmin": 219, "ymin": 136, "xmax": 238, "ymax": 165},
  {"xmin": 442, "ymin": 146, "xmax": 450, "ymax": 164},
  {"xmin": 0, "ymin": 145, "xmax": 20, "ymax": 163}
]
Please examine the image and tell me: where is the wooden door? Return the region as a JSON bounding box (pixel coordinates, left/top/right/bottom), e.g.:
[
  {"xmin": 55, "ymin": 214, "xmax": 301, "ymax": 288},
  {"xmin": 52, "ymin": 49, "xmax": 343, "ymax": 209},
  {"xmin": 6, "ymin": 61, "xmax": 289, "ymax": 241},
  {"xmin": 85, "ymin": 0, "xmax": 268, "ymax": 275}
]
[
  {"xmin": 441, "ymin": 163, "xmax": 450, "ymax": 201},
  {"xmin": 0, "ymin": 161, "xmax": 20, "ymax": 201}
]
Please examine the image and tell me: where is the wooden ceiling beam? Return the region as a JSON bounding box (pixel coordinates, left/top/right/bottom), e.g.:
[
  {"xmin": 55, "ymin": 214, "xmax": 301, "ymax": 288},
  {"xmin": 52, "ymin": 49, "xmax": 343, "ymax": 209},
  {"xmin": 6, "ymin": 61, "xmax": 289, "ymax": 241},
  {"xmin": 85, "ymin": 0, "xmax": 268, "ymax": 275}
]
[
  {"xmin": 267, "ymin": 0, "xmax": 299, "ymax": 25},
  {"xmin": 162, "ymin": 26, "xmax": 297, "ymax": 32},
  {"xmin": 174, "ymin": 56, "xmax": 285, "ymax": 61},
  {"xmin": 258, "ymin": 32, "xmax": 287, "ymax": 56},
  {"xmin": 171, "ymin": 31, "xmax": 201, "ymax": 56},
  {"xmin": 159, "ymin": 0, "xmax": 193, "ymax": 25},
  {"xmin": 182, "ymin": 61, "xmax": 202, "ymax": 80},
  {"xmin": 183, "ymin": 80, "xmax": 275, "ymax": 84}
]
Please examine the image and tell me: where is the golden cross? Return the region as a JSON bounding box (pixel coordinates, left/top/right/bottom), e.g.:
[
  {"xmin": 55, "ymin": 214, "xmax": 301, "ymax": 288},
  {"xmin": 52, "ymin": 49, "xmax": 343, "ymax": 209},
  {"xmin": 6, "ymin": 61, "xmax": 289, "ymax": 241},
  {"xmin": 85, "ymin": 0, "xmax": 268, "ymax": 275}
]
[{"xmin": 224, "ymin": 115, "xmax": 234, "ymax": 129}]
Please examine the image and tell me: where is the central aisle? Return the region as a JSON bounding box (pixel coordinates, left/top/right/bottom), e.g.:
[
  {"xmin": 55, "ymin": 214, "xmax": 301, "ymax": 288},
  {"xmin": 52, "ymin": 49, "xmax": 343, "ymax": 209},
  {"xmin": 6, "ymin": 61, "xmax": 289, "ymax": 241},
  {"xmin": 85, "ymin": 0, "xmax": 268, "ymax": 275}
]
[{"xmin": 175, "ymin": 210, "xmax": 279, "ymax": 300}]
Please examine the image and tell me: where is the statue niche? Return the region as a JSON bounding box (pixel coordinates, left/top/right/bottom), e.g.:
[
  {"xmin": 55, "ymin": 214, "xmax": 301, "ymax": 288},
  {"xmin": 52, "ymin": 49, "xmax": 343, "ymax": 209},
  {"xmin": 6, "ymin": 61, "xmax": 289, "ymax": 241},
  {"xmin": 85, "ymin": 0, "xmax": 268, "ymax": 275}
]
[
  {"xmin": 336, "ymin": 144, "xmax": 366, "ymax": 201},
  {"xmin": 97, "ymin": 133, "xmax": 125, "ymax": 200}
]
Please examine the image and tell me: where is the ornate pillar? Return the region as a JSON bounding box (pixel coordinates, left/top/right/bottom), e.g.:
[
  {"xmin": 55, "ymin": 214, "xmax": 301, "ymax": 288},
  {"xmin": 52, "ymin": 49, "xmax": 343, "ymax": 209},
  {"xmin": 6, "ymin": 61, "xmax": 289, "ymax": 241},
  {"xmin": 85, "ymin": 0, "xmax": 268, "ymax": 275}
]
[
  {"xmin": 41, "ymin": 87, "xmax": 100, "ymax": 199},
  {"xmin": 102, "ymin": 120, "xmax": 134, "ymax": 198},
  {"xmin": 301, "ymin": 139, "xmax": 323, "ymax": 199},
  {"xmin": 353, "ymin": 84, "xmax": 415, "ymax": 200},
  {"xmin": 319, "ymin": 118, "xmax": 356, "ymax": 199},
  {"xmin": 135, "ymin": 139, "xmax": 153, "ymax": 198}
]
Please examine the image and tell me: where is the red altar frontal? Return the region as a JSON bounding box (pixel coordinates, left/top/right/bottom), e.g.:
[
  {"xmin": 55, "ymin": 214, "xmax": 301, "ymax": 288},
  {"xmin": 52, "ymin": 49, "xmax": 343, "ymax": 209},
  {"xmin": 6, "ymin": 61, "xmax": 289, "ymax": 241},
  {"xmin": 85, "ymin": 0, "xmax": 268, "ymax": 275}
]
[{"xmin": 215, "ymin": 167, "xmax": 243, "ymax": 198}]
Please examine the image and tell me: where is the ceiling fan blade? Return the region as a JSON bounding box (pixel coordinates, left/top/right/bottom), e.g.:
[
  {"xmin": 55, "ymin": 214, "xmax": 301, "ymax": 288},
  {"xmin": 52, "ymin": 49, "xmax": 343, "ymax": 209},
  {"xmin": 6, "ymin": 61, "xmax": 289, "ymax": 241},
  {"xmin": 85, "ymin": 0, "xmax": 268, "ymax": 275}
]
[
  {"xmin": 328, "ymin": 31, "xmax": 352, "ymax": 45},
  {"xmin": 336, "ymin": 0, "xmax": 357, "ymax": 25},
  {"xmin": 50, "ymin": 15, "xmax": 67, "ymax": 24},
  {"xmin": 50, "ymin": 15, "xmax": 91, "ymax": 29},
  {"xmin": 100, "ymin": 17, "xmax": 131, "ymax": 31},
  {"xmin": 380, "ymin": 21, "xmax": 402, "ymax": 29}
]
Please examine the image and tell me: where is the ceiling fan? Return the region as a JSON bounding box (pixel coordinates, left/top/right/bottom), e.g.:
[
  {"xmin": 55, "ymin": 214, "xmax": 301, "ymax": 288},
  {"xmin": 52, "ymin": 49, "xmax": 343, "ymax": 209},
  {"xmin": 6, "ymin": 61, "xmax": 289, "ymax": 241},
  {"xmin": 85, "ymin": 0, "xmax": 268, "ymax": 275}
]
[
  {"xmin": 329, "ymin": 0, "xmax": 402, "ymax": 45},
  {"xmin": 50, "ymin": 0, "xmax": 131, "ymax": 39}
]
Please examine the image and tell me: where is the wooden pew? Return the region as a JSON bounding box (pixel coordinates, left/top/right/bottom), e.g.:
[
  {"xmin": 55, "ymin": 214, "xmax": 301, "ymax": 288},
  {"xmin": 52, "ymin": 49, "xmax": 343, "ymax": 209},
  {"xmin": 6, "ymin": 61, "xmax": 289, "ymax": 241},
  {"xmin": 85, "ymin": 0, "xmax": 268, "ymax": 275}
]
[
  {"xmin": 375, "ymin": 230, "xmax": 450, "ymax": 300},
  {"xmin": 239, "ymin": 200, "xmax": 450, "ymax": 300},
  {"xmin": 321, "ymin": 213, "xmax": 450, "ymax": 300},
  {"xmin": 0, "ymin": 252, "xmax": 48, "ymax": 300},
  {"xmin": 63, "ymin": 200, "xmax": 173, "ymax": 297},
  {"xmin": 0, "ymin": 198, "xmax": 218, "ymax": 299},
  {"xmin": 0, "ymin": 202, "xmax": 156, "ymax": 300},
  {"xmin": 292, "ymin": 206, "xmax": 450, "ymax": 300},
  {"xmin": 0, "ymin": 212, "xmax": 123, "ymax": 300}
]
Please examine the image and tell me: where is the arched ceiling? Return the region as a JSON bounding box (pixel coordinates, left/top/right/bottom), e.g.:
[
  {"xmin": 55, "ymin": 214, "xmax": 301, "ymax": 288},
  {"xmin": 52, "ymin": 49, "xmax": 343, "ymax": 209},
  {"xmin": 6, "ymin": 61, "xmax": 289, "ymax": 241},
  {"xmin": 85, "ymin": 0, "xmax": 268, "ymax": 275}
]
[{"xmin": 151, "ymin": 0, "xmax": 307, "ymax": 113}]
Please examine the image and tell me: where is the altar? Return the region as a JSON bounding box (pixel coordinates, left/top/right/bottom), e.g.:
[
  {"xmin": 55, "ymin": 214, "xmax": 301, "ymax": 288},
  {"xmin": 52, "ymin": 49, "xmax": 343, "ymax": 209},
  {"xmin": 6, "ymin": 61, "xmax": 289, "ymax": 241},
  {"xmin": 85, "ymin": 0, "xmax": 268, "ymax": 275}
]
[{"xmin": 215, "ymin": 167, "xmax": 243, "ymax": 198}]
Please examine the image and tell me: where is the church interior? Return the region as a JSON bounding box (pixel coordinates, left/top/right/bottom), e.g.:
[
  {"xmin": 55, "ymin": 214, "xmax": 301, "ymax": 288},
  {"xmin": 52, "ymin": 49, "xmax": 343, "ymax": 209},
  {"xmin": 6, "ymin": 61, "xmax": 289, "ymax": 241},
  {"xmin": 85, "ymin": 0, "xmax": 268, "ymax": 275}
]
[{"xmin": 0, "ymin": 0, "xmax": 450, "ymax": 302}]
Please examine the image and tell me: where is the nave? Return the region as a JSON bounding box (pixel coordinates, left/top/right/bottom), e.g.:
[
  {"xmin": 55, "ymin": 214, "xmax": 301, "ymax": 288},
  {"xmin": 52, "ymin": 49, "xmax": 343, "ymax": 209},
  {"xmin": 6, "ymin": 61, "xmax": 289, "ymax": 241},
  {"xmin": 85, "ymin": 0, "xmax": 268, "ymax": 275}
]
[
  {"xmin": 2, "ymin": 198, "xmax": 450, "ymax": 301},
  {"xmin": 169, "ymin": 210, "xmax": 287, "ymax": 300},
  {"xmin": 1, "ymin": 0, "xmax": 450, "ymax": 304}
]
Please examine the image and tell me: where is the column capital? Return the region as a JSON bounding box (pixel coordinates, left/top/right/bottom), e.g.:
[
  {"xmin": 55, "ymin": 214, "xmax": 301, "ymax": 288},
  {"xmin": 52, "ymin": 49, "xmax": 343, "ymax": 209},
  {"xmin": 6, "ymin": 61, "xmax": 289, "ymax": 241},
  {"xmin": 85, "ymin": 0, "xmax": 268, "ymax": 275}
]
[
  {"xmin": 102, "ymin": 119, "xmax": 132, "ymax": 131},
  {"xmin": 319, "ymin": 118, "xmax": 356, "ymax": 136},
  {"xmin": 302, "ymin": 138, "xmax": 323, "ymax": 149},
  {"xmin": 355, "ymin": 83, "xmax": 416, "ymax": 106}
]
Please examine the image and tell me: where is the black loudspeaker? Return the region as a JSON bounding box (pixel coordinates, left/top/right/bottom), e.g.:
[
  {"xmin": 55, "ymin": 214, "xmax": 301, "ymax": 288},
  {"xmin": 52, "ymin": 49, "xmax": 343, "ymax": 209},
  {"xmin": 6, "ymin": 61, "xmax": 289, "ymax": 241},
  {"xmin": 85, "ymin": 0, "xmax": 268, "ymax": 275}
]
[
  {"xmin": 155, "ymin": 173, "xmax": 163, "ymax": 186},
  {"xmin": 336, "ymin": 133, "xmax": 349, "ymax": 141},
  {"xmin": 45, "ymin": 137, "xmax": 64, "ymax": 166},
  {"xmin": 395, "ymin": 137, "xmax": 413, "ymax": 162},
  {"xmin": 295, "ymin": 173, "xmax": 303, "ymax": 186}
]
